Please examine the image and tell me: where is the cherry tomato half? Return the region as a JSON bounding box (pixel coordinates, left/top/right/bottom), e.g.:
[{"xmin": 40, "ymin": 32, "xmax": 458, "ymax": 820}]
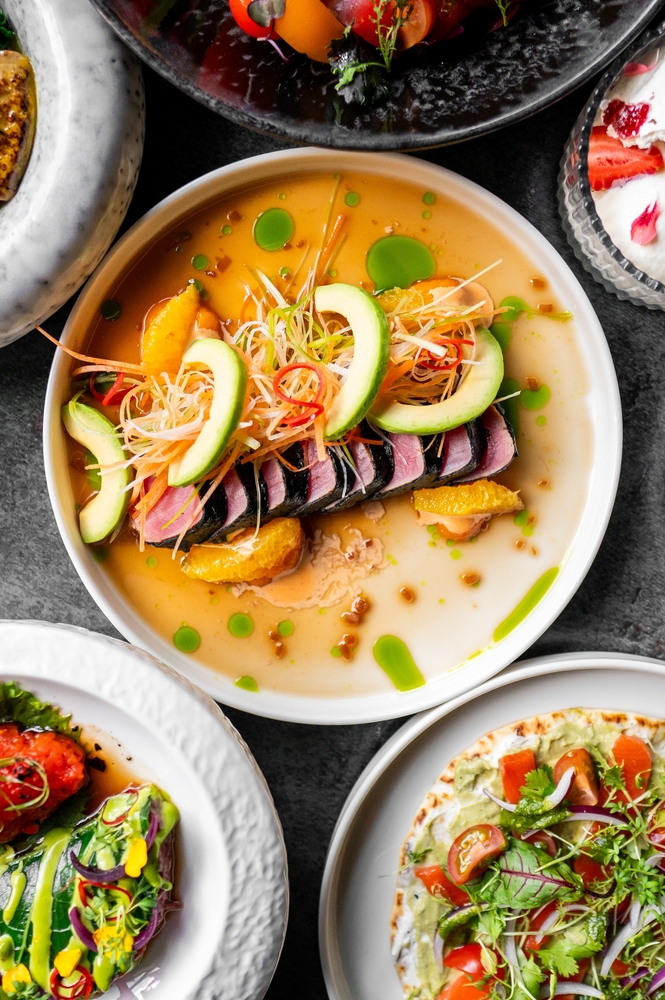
[
  {"xmin": 573, "ymin": 853, "xmax": 609, "ymax": 888},
  {"xmin": 443, "ymin": 943, "xmax": 485, "ymax": 978},
  {"xmin": 611, "ymin": 734, "xmax": 652, "ymax": 802},
  {"xmin": 553, "ymin": 748, "xmax": 599, "ymax": 806},
  {"xmin": 415, "ymin": 865, "xmax": 469, "ymax": 906},
  {"xmin": 447, "ymin": 824, "xmax": 507, "ymax": 886},
  {"xmin": 229, "ymin": 0, "xmax": 275, "ymax": 39},
  {"xmin": 328, "ymin": 0, "xmax": 436, "ymax": 49},
  {"xmin": 524, "ymin": 900, "xmax": 558, "ymax": 952},
  {"xmin": 520, "ymin": 830, "xmax": 556, "ymax": 857},
  {"xmin": 499, "ymin": 748, "xmax": 536, "ymax": 804}
]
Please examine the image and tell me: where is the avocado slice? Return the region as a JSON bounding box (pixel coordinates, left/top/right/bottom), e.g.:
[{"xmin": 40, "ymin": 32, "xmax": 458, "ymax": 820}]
[
  {"xmin": 168, "ymin": 338, "xmax": 247, "ymax": 488},
  {"xmin": 314, "ymin": 283, "xmax": 390, "ymax": 442},
  {"xmin": 62, "ymin": 401, "xmax": 131, "ymax": 544},
  {"xmin": 369, "ymin": 327, "xmax": 504, "ymax": 435}
]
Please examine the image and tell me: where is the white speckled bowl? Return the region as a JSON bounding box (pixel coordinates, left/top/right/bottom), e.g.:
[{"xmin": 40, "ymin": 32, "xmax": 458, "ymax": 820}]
[{"xmin": 0, "ymin": 0, "xmax": 144, "ymax": 347}]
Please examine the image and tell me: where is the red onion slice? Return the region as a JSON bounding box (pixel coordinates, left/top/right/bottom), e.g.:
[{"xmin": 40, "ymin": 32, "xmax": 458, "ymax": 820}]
[
  {"xmin": 568, "ymin": 806, "xmax": 628, "ymax": 827},
  {"xmin": 433, "ymin": 928, "xmax": 444, "ymax": 969},
  {"xmin": 484, "ymin": 788, "xmax": 517, "ymax": 813},
  {"xmin": 69, "ymin": 908, "xmax": 97, "ymax": 953},
  {"xmin": 648, "ymin": 967, "xmax": 665, "ymax": 994},
  {"xmin": 548, "ymin": 768, "xmax": 575, "ymax": 808},
  {"xmin": 646, "ymin": 854, "xmax": 665, "ymax": 869},
  {"xmin": 622, "ymin": 967, "xmax": 649, "ymax": 989},
  {"xmin": 601, "ymin": 918, "xmax": 642, "ymax": 976},
  {"xmin": 70, "ymin": 851, "xmax": 125, "ymax": 883},
  {"xmin": 146, "ymin": 802, "xmax": 161, "ymax": 851},
  {"xmin": 541, "ymin": 985, "xmax": 604, "ymax": 998},
  {"xmin": 133, "ymin": 906, "xmax": 160, "ymax": 952}
]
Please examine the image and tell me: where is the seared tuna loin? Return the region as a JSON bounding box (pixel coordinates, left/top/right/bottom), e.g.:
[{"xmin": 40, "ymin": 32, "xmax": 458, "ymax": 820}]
[
  {"xmin": 131, "ymin": 478, "xmax": 227, "ymax": 550},
  {"xmin": 209, "ymin": 461, "xmax": 269, "ymax": 539},
  {"xmin": 455, "ymin": 404, "xmax": 517, "ymax": 482},
  {"xmin": 261, "ymin": 442, "xmax": 309, "ymax": 519},
  {"xmin": 323, "ymin": 421, "xmax": 394, "ymax": 512},
  {"xmin": 295, "ymin": 440, "xmax": 348, "ymax": 516},
  {"xmin": 373, "ymin": 433, "xmax": 441, "ymax": 500},
  {"xmin": 436, "ymin": 419, "xmax": 486, "ymax": 485}
]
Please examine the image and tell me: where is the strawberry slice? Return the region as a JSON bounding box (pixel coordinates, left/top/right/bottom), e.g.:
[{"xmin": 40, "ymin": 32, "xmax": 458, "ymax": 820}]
[
  {"xmin": 603, "ymin": 99, "xmax": 650, "ymax": 139},
  {"xmin": 587, "ymin": 126, "xmax": 664, "ymax": 192}
]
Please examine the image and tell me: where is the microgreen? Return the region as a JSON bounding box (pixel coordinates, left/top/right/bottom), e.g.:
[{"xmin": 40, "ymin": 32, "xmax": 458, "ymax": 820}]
[
  {"xmin": 495, "ymin": 0, "xmax": 510, "ymax": 27},
  {"xmin": 0, "ymin": 10, "xmax": 14, "ymax": 44}
]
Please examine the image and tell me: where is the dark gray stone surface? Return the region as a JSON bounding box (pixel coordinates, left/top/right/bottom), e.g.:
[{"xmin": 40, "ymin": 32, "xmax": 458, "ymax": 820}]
[{"xmin": 1, "ymin": 62, "xmax": 664, "ymax": 998}]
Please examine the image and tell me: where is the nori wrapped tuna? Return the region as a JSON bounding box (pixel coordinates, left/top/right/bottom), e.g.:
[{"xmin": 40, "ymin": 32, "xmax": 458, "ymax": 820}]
[
  {"xmin": 131, "ymin": 478, "xmax": 227, "ymax": 551},
  {"xmin": 208, "ymin": 461, "xmax": 269, "ymax": 540},
  {"xmin": 261, "ymin": 442, "xmax": 309, "ymax": 520},
  {"xmin": 323, "ymin": 421, "xmax": 394, "ymax": 512},
  {"xmin": 294, "ymin": 441, "xmax": 348, "ymax": 517},
  {"xmin": 455, "ymin": 404, "xmax": 517, "ymax": 482},
  {"xmin": 435, "ymin": 419, "xmax": 486, "ymax": 486},
  {"xmin": 373, "ymin": 433, "xmax": 441, "ymax": 500}
]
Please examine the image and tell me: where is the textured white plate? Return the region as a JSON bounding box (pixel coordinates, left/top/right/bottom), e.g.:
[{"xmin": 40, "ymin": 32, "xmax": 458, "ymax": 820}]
[
  {"xmin": 44, "ymin": 148, "xmax": 621, "ymax": 724},
  {"xmin": 0, "ymin": 0, "xmax": 144, "ymax": 346},
  {"xmin": 319, "ymin": 652, "xmax": 665, "ymax": 1000},
  {"xmin": 0, "ymin": 620, "xmax": 288, "ymax": 1000}
]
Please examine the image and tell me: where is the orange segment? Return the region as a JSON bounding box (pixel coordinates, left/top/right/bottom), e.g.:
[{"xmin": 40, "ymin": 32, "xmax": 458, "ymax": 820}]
[
  {"xmin": 414, "ymin": 479, "xmax": 523, "ymax": 518},
  {"xmin": 141, "ymin": 283, "xmax": 199, "ymax": 374},
  {"xmin": 182, "ymin": 517, "xmax": 305, "ymax": 585},
  {"xmin": 276, "ymin": 0, "xmax": 344, "ymax": 62}
]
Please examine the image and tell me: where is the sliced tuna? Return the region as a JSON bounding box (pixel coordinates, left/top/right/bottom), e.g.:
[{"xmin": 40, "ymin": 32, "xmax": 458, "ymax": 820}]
[
  {"xmin": 435, "ymin": 419, "xmax": 486, "ymax": 485},
  {"xmin": 131, "ymin": 479, "xmax": 227, "ymax": 551},
  {"xmin": 373, "ymin": 433, "xmax": 441, "ymax": 500},
  {"xmin": 323, "ymin": 421, "xmax": 394, "ymax": 513},
  {"xmin": 208, "ymin": 461, "xmax": 268, "ymax": 539},
  {"xmin": 294, "ymin": 440, "xmax": 348, "ymax": 517},
  {"xmin": 261, "ymin": 442, "xmax": 309, "ymax": 519},
  {"xmin": 455, "ymin": 404, "xmax": 517, "ymax": 483}
]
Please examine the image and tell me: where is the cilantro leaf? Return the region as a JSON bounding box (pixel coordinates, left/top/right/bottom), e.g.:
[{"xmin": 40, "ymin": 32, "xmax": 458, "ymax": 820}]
[
  {"xmin": 520, "ymin": 765, "xmax": 555, "ymax": 801},
  {"xmin": 328, "ymin": 31, "xmax": 388, "ymax": 106},
  {"xmin": 0, "ymin": 682, "xmax": 78, "ymax": 738},
  {"xmin": 515, "ymin": 956, "xmax": 545, "ymax": 1000},
  {"xmin": 478, "ymin": 841, "xmax": 580, "ymax": 909},
  {"xmin": 538, "ymin": 939, "xmax": 580, "ymax": 978}
]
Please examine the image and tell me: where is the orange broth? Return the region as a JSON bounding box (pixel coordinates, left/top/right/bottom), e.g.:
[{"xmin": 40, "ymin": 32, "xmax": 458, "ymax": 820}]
[{"xmin": 66, "ymin": 171, "xmax": 592, "ymax": 699}]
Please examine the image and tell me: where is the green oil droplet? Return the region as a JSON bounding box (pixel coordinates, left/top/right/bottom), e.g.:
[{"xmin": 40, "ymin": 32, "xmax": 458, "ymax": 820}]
[
  {"xmin": 500, "ymin": 296, "xmax": 530, "ymax": 324},
  {"xmin": 422, "ymin": 211, "xmax": 432, "ymax": 220},
  {"xmin": 235, "ymin": 675, "xmax": 259, "ymax": 692},
  {"xmin": 189, "ymin": 278, "xmax": 204, "ymax": 292},
  {"xmin": 92, "ymin": 547, "xmax": 108, "ymax": 563},
  {"xmin": 513, "ymin": 509, "xmax": 529, "ymax": 527},
  {"xmin": 192, "ymin": 254, "xmax": 208, "ymax": 271},
  {"xmin": 450, "ymin": 549, "xmax": 461, "ymax": 560},
  {"xmin": 253, "ymin": 208, "xmax": 294, "ymax": 252},
  {"xmin": 490, "ymin": 321, "xmax": 512, "ymax": 352},
  {"xmin": 373, "ymin": 636, "xmax": 425, "ymax": 692},
  {"xmin": 146, "ymin": 556, "xmax": 157, "ymax": 568},
  {"xmin": 173, "ymin": 626, "xmax": 200, "ymax": 653},
  {"xmin": 344, "ymin": 191, "xmax": 360, "ymax": 207},
  {"xmin": 279, "ymin": 267, "xmax": 290, "ymax": 278},
  {"xmin": 221, "ymin": 224, "xmax": 232, "ymax": 236},
  {"xmin": 520, "ymin": 384, "xmax": 551, "ymax": 410},
  {"xmin": 366, "ymin": 235, "xmax": 435, "ymax": 291},
  {"xmin": 85, "ymin": 450, "xmax": 101, "ymax": 492},
  {"xmin": 536, "ymin": 415, "xmax": 547, "ymax": 426},
  {"xmin": 422, "ymin": 191, "xmax": 436, "ymax": 205},
  {"xmin": 328, "ymin": 269, "xmax": 337, "ymax": 278},
  {"xmin": 493, "ymin": 567, "xmax": 560, "ymax": 642},
  {"xmin": 278, "ymin": 193, "xmax": 286, "ymax": 200},
  {"xmin": 445, "ymin": 538, "xmax": 456, "ymax": 547},
  {"xmin": 100, "ymin": 299, "xmax": 121, "ymax": 321},
  {"xmin": 175, "ymin": 246, "xmax": 184, "ymax": 253},
  {"xmin": 331, "ymin": 646, "xmax": 342, "ymax": 658},
  {"xmin": 469, "ymin": 536, "xmax": 477, "ymax": 543},
  {"xmin": 278, "ymin": 620, "xmax": 294, "ymax": 637},
  {"xmin": 210, "ymin": 596, "xmax": 218, "ymax": 605},
  {"xmin": 319, "ymin": 608, "xmax": 326, "ymax": 615},
  {"xmin": 428, "ymin": 540, "xmax": 436, "ymax": 548},
  {"xmin": 228, "ymin": 613, "xmax": 254, "ymax": 638},
  {"xmin": 497, "ymin": 376, "xmax": 520, "ymax": 434},
  {"xmin": 426, "ymin": 524, "xmax": 438, "ymax": 536}
]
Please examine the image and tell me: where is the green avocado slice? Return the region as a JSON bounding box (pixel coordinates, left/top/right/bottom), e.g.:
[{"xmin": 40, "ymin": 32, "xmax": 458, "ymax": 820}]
[
  {"xmin": 61, "ymin": 401, "xmax": 131, "ymax": 544},
  {"xmin": 314, "ymin": 283, "xmax": 390, "ymax": 442},
  {"xmin": 369, "ymin": 327, "xmax": 504, "ymax": 435},
  {"xmin": 168, "ymin": 338, "xmax": 247, "ymax": 488}
]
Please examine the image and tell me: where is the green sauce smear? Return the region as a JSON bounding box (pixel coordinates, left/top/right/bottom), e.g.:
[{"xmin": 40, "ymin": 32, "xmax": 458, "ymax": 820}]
[
  {"xmin": 514, "ymin": 509, "xmax": 533, "ymax": 536},
  {"xmin": 278, "ymin": 620, "xmax": 294, "ymax": 637},
  {"xmin": 253, "ymin": 208, "xmax": 294, "ymax": 252},
  {"xmin": 493, "ymin": 567, "xmax": 560, "ymax": 643},
  {"xmin": 235, "ymin": 676, "xmax": 259, "ymax": 692},
  {"xmin": 499, "ymin": 296, "xmax": 529, "ymax": 323},
  {"xmin": 228, "ymin": 613, "xmax": 254, "ymax": 638},
  {"xmin": 521, "ymin": 384, "xmax": 551, "ymax": 410},
  {"xmin": 366, "ymin": 235, "xmax": 435, "ymax": 291},
  {"xmin": 2, "ymin": 868, "xmax": 24, "ymax": 924},
  {"xmin": 28, "ymin": 829, "xmax": 71, "ymax": 990},
  {"xmin": 373, "ymin": 636, "xmax": 426, "ymax": 692},
  {"xmin": 490, "ymin": 321, "xmax": 512, "ymax": 352},
  {"xmin": 173, "ymin": 626, "xmax": 200, "ymax": 653}
]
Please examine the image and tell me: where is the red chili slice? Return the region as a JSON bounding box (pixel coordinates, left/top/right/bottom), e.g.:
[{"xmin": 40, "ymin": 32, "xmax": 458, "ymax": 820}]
[
  {"xmin": 273, "ymin": 362, "xmax": 324, "ymax": 425},
  {"xmin": 101, "ymin": 789, "xmax": 138, "ymax": 825},
  {"xmin": 50, "ymin": 966, "xmax": 93, "ymax": 1000},
  {"xmin": 89, "ymin": 372, "xmax": 132, "ymax": 406},
  {"xmin": 78, "ymin": 879, "xmax": 133, "ymax": 907},
  {"xmin": 419, "ymin": 338, "xmax": 474, "ymax": 371}
]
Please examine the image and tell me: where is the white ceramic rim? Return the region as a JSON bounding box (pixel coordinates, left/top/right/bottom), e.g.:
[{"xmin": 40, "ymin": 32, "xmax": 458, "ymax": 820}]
[
  {"xmin": 318, "ymin": 651, "xmax": 665, "ymax": 999},
  {"xmin": 0, "ymin": 619, "xmax": 288, "ymax": 1000},
  {"xmin": 43, "ymin": 148, "xmax": 622, "ymax": 724}
]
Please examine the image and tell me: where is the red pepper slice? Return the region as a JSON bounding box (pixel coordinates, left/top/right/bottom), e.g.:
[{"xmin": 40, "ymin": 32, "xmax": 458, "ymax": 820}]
[
  {"xmin": 273, "ymin": 363, "xmax": 324, "ymax": 425},
  {"xmin": 50, "ymin": 965, "xmax": 93, "ymax": 1000},
  {"xmin": 101, "ymin": 789, "xmax": 138, "ymax": 826},
  {"xmin": 78, "ymin": 879, "xmax": 133, "ymax": 907},
  {"xmin": 419, "ymin": 338, "xmax": 474, "ymax": 371},
  {"xmin": 89, "ymin": 372, "xmax": 131, "ymax": 406}
]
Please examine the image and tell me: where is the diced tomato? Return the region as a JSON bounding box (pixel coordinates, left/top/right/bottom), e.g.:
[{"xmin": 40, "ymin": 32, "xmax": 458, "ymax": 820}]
[
  {"xmin": 448, "ymin": 824, "xmax": 507, "ymax": 886},
  {"xmin": 520, "ymin": 830, "xmax": 556, "ymax": 857},
  {"xmin": 558, "ymin": 959, "xmax": 590, "ymax": 1000},
  {"xmin": 414, "ymin": 865, "xmax": 469, "ymax": 906},
  {"xmin": 553, "ymin": 748, "xmax": 599, "ymax": 806},
  {"xmin": 328, "ymin": 0, "xmax": 437, "ymax": 48},
  {"xmin": 612, "ymin": 734, "xmax": 652, "ymax": 801},
  {"xmin": 573, "ymin": 853, "xmax": 609, "ymax": 887},
  {"xmin": 612, "ymin": 958, "xmax": 630, "ymax": 976},
  {"xmin": 587, "ymin": 126, "xmax": 664, "ymax": 192},
  {"xmin": 444, "ymin": 943, "xmax": 485, "ymax": 978},
  {"xmin": 524, "ymin": 901, "xmax": 558, "ymax": 952},
  {"xmin": 499, "ymin": 748, "xmax": 536, "ymax": 804},
  {"xmin": 228, "ymin": 0, "xmax": 275, "ymax": 38},
  {"xmin": 436, "ymin": 978, "xmax": 492, "ymax": 1000}
]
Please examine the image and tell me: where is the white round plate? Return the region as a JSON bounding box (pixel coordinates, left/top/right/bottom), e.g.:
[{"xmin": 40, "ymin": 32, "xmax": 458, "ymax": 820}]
[
  {"xmin": 44, "ymin": 148, "xmax": 621, "ymax": 724},
  {"xmin": 0, "ymin": 620, "xmax": 288, "ymax": 1000},
  {"xmin": 319, "ymin": 652, "xmax": 665, "ymax": 1000},
  {"xmin": 0, "ymin": 0, "xmax": 144, "ymax": 347}
]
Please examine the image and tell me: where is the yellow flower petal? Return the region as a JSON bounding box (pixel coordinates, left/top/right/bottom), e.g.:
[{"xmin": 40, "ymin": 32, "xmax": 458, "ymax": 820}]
[
  {"xmin": 125, "ymin": 836, "xmax": 148, "ymax": 878},
  {"xmin": 54, "ymin": 948, "xmax": 82, "ymax": 978},
  {"xmin": 2, "ymin": 964, "xmax": 31, "ymax": 994}
]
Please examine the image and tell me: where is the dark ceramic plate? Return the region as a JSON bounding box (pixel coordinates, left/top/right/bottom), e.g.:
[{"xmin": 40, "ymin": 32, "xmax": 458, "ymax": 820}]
[{"xmin": 93, "ymin": 0, "xmax": 664, "ymax": 149}]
